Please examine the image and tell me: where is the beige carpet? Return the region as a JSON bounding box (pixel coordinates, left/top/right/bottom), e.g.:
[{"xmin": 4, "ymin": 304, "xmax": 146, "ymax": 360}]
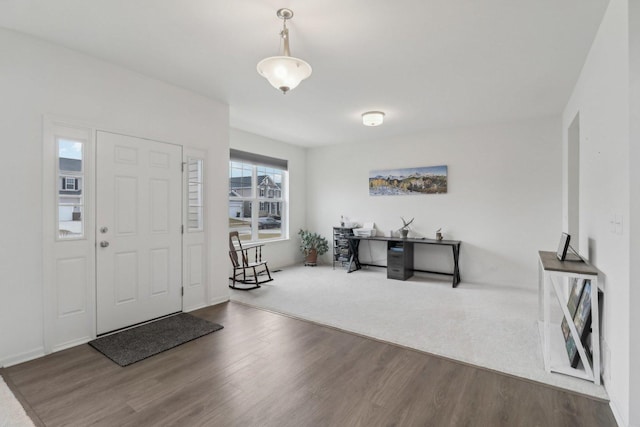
[
  {"xmin": 0, "ymin": 376, "xmax": 34, "ymax": 427},
  {"xmin": 230, "ymin": 264, "xmax": 608, "ymax": 400}
]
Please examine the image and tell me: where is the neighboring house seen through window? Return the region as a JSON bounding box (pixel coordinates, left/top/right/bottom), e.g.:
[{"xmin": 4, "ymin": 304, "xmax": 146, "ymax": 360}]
[
  {"xmin": 229, "ymin": 149, "xmax": 287, "ymax": 242},
  {"xmin": 62, "ymin": 177, "xmax": 79, "ymax": 191},
  {"xmin": 57, "ymin": 139, "xmax": 84, "ymax": 239}
]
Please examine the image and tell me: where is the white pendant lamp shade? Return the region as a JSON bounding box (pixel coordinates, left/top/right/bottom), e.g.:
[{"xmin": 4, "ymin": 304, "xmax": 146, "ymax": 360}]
[
  {"xmin": 362, "ymin": 111, "xmax": 385, "ymax": 126},
  {"xmin": 257, "ymin": 56, "xmax": 312, "ymax": 94},
  {"xmin": 258, "ymin": 9, "xmax": 312, "ymax": 94}
]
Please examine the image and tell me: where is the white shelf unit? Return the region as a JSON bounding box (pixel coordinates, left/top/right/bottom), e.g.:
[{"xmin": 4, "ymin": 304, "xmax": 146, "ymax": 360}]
[{"xmin": 537, "ymin": 251, "xmax": 601, "ymax": 385}]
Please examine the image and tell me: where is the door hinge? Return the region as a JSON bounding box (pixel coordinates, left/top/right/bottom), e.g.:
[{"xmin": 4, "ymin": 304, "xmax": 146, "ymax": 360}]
[
  {"xmin": 181, "ymin": 287, "xmax": 184, "ymax": 296},
  {"xmin": 181, "ymin": 162, "xmax": 186, "ymax": 172},
  {"xmin": 181, "ymin": 225, "xmax": 184, "ymax": 234}
]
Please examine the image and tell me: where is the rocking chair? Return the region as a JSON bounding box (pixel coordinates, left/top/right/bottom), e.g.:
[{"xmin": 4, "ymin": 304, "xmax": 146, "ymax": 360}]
[{"xmin": 228, "ymin": 231, "xmax": 273, "ymax": 290}]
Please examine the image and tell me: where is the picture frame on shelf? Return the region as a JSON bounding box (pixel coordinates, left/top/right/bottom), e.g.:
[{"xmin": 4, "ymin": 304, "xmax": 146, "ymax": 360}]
[
  {"xmin": 556, "ymin": 232, "xmax": 571, "ymax": 261},
  {"xmin": 573, "ymin": 280, "xmax": 593, "ymax": 339},
  {"xmin": 564, "ymin": 334, "xmax": 578, "ymax": 367},
  {"xmin": 563, "ymin": 280, "xmax": 593, "ymax": 368},
  {"xmin": 561, "ymin": 278, "xmax": 585, "ymax": 340}
]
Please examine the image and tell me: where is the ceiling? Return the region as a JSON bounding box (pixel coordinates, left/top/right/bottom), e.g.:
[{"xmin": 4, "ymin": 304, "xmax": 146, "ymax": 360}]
[{"xmin": 0, "ymin": 0, "xmax": 608, "ymax": 147}]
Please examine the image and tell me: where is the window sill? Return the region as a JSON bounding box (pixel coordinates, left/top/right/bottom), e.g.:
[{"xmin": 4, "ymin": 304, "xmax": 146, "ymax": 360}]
[{"xmin": 246, "ymin": 236, "xmax": 290, "ymax": 245}]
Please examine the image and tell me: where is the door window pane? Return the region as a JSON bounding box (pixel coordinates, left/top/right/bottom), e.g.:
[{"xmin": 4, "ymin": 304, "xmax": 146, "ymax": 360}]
[
  {"xmin": 57, "ymin": 139, "xmax": 84, "ymax": 239},
  {"xmin": 187, "ymin": 158, "xmax": 204, "ymax": 231}
]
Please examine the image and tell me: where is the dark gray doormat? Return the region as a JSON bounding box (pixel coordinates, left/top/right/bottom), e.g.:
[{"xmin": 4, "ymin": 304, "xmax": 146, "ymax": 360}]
[{"xmin": 88, "ymin": 313, "xmax": 223, "ymax": 367}]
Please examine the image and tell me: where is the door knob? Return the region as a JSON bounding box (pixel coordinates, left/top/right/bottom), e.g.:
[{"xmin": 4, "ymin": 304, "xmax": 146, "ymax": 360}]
[
  {"xmin": 100, "ymin": 241, "xmax": 110, "ymax": 248},
  {"xmin": 100, "ymin": 227, "xmax": 109, "ymax": 234}
]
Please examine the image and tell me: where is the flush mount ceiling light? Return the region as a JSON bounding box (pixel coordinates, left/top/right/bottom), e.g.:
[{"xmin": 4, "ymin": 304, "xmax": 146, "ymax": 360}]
[
  {"xmin": 257, "ymin": 8, "xmax": 312, "ymax": 95},
  {"xmin": 362, "ymin": 111, "xmax": 385, "ymax": 126}
]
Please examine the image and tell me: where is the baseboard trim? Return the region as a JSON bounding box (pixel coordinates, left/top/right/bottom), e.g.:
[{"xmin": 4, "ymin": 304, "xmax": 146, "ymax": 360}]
[
  {"xmin": 208, "ymin": 295, "xmax": 230, "ymax": 306},
  {"xmin": 52, "ymin": 337, "xmax": 91, "ymax": 354},
  {"xmin": 0, "ymin": 347, "xmax": 46, "ymax": 368},
  {"xmin": 609, "ymin": 400, "xmax": 626, "ymax": 427},
  {"xmin": 184, "ymin": 302, "xmax": 207, "ymax": 312}
]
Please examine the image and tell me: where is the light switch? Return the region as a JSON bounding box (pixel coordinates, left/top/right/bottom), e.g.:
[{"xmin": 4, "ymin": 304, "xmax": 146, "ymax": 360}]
[
  {"xmin": 615, "ymin": 215, "xmax": 623, "ymax": 235},
  {"xmin": 610, "ymin": 214, "xmax": 616, "ymax": 233}
]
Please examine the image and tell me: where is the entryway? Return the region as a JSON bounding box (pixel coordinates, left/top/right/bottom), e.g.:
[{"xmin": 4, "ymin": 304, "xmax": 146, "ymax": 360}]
[{"xmin": 95, "ymin": 131, "xmax": 183, "ymax": 334}]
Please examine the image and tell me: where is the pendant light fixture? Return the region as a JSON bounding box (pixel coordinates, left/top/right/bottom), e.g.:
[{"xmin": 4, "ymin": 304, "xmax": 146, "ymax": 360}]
[{"xmin": 257, "ymin": 8, "xmax": 312, "ymax": 94}]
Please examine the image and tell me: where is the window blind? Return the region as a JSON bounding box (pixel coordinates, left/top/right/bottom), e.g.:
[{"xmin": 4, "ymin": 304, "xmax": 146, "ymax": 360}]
[{"xmin": 230, "ymin": 149, "xmax": 288, "ymax": 170}]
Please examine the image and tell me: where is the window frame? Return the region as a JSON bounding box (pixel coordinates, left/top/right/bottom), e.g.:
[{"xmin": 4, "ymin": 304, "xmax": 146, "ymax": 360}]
[
  {"xmin": 62, "ymin": 176, "xmax": 79, "ymax": 191},
  {"xmin": 56, "ymin": 138, "xmax": 85, "ymax": 241},
  {"xmin": 229, "ymin": 156, "xmax": 288, "ymax": 243},
  {"xmin": 186, "ymin": 157, "xmax": 204, "ymax": 233}
]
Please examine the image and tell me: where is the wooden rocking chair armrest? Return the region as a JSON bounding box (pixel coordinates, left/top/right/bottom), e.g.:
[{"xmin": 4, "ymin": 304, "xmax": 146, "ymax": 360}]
[
  {"xmin": 239, "ymin": 243, "xmax": 265, "ymax": 251},
  {"xmin": 229, "ymin": 247, "xmax": 259, "ymax": 256},
  {"xmin": 230, "ymin": 245, "xmax": 265, "ymax": 258},
  {"xmin": 230, "ymin": 245, "xmax": 266, "ymax": 266}
]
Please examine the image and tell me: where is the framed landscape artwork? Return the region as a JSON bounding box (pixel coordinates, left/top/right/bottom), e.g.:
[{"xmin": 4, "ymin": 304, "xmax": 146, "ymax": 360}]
[{"xmin": 369, "ymin": 165, "xmax": 448, "ymax": 196}]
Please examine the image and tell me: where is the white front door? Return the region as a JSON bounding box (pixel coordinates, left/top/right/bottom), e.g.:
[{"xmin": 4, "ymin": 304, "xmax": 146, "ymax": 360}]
[{"xmin": 96, "ymin": 131, "xmax": 183, "ymax": 334}]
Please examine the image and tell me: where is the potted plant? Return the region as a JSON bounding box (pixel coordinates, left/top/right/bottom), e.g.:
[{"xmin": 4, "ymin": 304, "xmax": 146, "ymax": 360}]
[
  {"xmin": 298, "ymin": 229, "xmax": 329, "ymax": 266},
  {"xmin": 399, "ymin": 217, "xmax": 414, "ymax": 238}
]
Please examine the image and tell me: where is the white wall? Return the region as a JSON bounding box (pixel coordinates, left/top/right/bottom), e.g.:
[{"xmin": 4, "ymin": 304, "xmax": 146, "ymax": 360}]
[
  {"xmin": 0, "ymin": 29, "xmax": 230, "ymax": 366},
  {"xmin": 562, "ymin": 0, "xmax": 632, "ymax": 424},
  {"xmin": 230, "ymin": 128, "xmax": 307, "ymax": 268},
  {"xmin": 306, "ymin": 117, "xmax": 562, "ymax": 288},
  {"xmin": 628, "ymin": 1, "xmax": 639, "ymax": 425}
]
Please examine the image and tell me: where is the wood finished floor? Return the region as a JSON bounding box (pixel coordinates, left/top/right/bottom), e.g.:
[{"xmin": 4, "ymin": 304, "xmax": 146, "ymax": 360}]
[{"xmin": 3, "ymin": 302, "xmax": 616, "ymax": 427}]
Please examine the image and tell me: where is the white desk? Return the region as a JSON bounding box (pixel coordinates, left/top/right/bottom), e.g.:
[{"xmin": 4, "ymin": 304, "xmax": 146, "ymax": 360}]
[{"xmin": 538, "ymin": 251, "xmax": 601, "ymax": 384}]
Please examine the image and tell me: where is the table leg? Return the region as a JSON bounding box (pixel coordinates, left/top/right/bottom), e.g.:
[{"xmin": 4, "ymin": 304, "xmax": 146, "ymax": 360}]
[
  {"xmin": 591, "ymin": 280, "xmax": 601, "ymax": 385},
  {"xmin": 452, "ymin": 244, "xmax": 461, "ymax": 287},
  {"xmin": 537, "ymin": 259, "xmax": 543, "ymax": 321},
  {"xmin": 346, "ymin": 239, "xmax": 361, "ymax": 273},
  {"xmin": 543, "ymin": 271, "xmax": 550, "ymax": 372}
]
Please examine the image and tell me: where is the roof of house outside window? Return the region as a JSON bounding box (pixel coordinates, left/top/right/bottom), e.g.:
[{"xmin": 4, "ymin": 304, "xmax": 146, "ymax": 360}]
[
  {"xmin": 229, "ymin": 175, "xmax": 281, "ymax": 189},
  {"xmin": 60, "ymin": 158, "xmax": 81, "ymax": 172}
]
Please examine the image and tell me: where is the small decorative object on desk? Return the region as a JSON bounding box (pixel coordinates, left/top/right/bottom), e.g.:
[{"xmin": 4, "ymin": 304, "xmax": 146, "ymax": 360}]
[
  {"xmin": 399, "ymin": 217, "xmax": 414, "ymax": 238},
  {"xmin": 341, "ymin": 216, "xmax": 357, "ymax": 228},
  {"xmin": 353, "ymin": 221, "xmax": 376, "ymax": 237},
  {"xmin": 436, "ymin": 228, "xmax": 443, "ymax": 240}
]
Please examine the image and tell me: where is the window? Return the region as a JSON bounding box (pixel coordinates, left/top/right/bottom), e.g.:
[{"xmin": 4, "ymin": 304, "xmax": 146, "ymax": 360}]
[
  {"xmin": 229, "ymin": 149, "xmax": 287, "ymax": 242},
  {"xmin": 62, "ymin": 177, "xmax": 79, "ymax": 190},
  {"xmin": 57, "ymin": 139, "xmax": 84, "ymax": 239},
  {"xmin": 187, "ymin": 158, "xmax": 204, "ymax": 231}
]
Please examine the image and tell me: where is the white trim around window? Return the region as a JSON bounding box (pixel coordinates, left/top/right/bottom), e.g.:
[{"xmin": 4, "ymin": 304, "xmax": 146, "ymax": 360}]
[{"xmin": 229, "ymin": 152, "xmax": 288, "ymax": 243}]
